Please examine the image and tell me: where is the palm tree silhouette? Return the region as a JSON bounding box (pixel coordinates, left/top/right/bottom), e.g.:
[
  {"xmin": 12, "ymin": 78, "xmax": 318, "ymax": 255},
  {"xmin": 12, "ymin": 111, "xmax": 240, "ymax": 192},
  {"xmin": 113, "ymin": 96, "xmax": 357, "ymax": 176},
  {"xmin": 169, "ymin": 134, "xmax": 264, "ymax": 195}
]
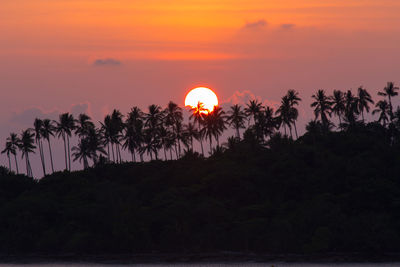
[
  {"xmin": 72, "ymin": 128, "xmax": 105, "ymax": 169},
  {"xmin": 165, "ymin": 102, "xmax": 183, "ymax": 157},
  {"xmin": 286, "ymin": 89, "xmax": 301, "ymax": 138},
  {"xmin": 6, "ymin": 133, "xmax": 19, "ymax": 174},
  {"xmin": 184, "ymin": 122, "xmax": 198, "ymax": 151},
  {"xmin": 75, "ymin": 113, "xmax": 95, "ymax": 138},
  {"xmin": 276, "ymin": 96, "xmax": 293, "ymax": 137},
  {"xmin": 33, "ymin": 118, "xmax": 46, "ymax": 176},
  {"xmin": 373, "ymin": 100, "xmax": 390, "ymax": 127},
  {"xmin": 311, "ymin": 89, "xmax": 332, "ymax": 130},
  {"xmin": 331, "ymin": 90, "xmax": 345, "ymax": 128},
  {"xmin": 378, "ymin": 82, "xmax": 399, "ymax": 121},
  {"xmin": 111, "ymin": 110, "xmax": 124, "ymax": 163},
  {"xmin": 344, "ymin": 90, "xmax": 359, "ymax": 127},
  {"xmin": 1, "ymin": 142, "xmax": 13, "ymax": 171},
  {"xmin": 227, "ymin": 104, "xmax": 246, "ymax": 140},
  {"xmin": 201, "ymin": 106, "xmax": 226, "ymax": 153},
  {"xmin": 189, "ymin": 102, "xmax": 206, "ymax": 156},
  {"xmin": 357, "ymin": 87, "xmax": 374, "ymax": 122},
  {"xmin": 41, "ymin": 119, "xmax": 55, "ymax": 173},
  {"xmin": 55, "ymin": 113, "xmax": 75, "ymax": 171},
  {"xmin": 245, "ymin": 99, "xmax": 263, "ymax": 125},
  {"xmin": 19, "ymin": 129, "xmax": 36, "ymax": 177},
  {"xmin": 101, "ymin": 115, "xmax": 114, "ymax": 161}
]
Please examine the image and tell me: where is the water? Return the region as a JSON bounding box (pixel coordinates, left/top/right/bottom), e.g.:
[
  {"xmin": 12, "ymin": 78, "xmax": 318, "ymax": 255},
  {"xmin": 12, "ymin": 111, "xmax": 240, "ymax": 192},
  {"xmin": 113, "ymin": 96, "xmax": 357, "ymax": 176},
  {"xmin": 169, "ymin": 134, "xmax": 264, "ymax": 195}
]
[{"xmin": 0, "ymin": 263, "xmax": 398, "ymax": 267}]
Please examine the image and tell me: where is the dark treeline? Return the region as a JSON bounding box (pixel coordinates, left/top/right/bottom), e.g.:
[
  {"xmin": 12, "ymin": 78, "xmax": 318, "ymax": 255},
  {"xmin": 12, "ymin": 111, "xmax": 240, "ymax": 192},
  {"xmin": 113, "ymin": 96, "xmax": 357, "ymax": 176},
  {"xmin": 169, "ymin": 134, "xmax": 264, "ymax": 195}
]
[{"xmin": 2, "ymin": 82, "xmax": 400, "ymax": 178}]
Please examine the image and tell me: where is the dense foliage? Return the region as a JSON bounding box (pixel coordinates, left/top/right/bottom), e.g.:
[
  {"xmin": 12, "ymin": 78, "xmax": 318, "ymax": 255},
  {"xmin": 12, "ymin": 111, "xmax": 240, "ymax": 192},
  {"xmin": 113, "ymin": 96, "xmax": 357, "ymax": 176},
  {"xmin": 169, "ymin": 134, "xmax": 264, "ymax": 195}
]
[{"xmin": 1, "ymin": 123, "xmax": 400, "ymax": 255}]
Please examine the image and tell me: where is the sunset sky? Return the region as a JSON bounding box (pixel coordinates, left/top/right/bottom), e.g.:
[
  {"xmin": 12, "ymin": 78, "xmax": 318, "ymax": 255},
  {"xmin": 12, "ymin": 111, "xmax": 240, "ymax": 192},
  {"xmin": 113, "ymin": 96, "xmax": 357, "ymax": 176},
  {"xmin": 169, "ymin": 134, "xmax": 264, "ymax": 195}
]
[{"xmin": 1, "ymin": 0, "xmax": 400, "ymax": 170}]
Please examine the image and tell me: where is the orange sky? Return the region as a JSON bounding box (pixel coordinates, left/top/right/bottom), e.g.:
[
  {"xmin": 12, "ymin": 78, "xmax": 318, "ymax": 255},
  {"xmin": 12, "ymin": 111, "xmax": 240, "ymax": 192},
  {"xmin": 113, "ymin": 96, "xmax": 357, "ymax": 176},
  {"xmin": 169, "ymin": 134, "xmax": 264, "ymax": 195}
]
[{"xmin": 1, "ymin": 0, "xmax": 400, "ymax": 170}]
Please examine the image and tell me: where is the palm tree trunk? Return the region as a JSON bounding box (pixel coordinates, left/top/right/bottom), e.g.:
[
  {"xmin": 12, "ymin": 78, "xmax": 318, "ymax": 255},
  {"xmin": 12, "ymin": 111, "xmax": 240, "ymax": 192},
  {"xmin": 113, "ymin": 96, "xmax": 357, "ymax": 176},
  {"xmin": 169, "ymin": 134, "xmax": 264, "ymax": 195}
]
[
  {"xmin": 216, "ymin": 136, "xmax": 220, "ymax": 147},
  {"xmin": 107, "ymin": 143, "xmax": 110, "ymax": 160},
  {"xmin": 25, "ymin": 156, "xmax": 30, "ymax": 176},
  {"xmin": 163, "ymin": 146, "xmax": 167, "ymax": 161},
  {"xmin": 67, "ymin": 135, "xmax": 71, "ymax": 171},
  {"xmin": 131, "ymin": 152, "xmax": 134, "ymax": 162},
  {"xmin": 174, "ymin": 143, "xmax": 179, "ymax": 159},
  {"xmin": 338, "ymin": 115, "xmax": 342, "ymax": 129},
  {"xmin": 169, "ymin": 148, "xmax": 173, "ymax": 160},
  {"xmin": 47, "ymin": 138, "xmax": 54, "ymax": 173},
  {"xmin": 283, "ymin": 124, "xmax": 287, "ymax": 136},
  {"xmin": 38, "ymin": 140, "xmax": 46, "ymax": 176},
  {"xmin": 7, "ymin": 154, "xmax": 11, "ymax": 171},
  {"xmin": 389, "ymin": 95, "xmax": 393, "ymax": 121},
  {"xmin": 289, "ymin": 125, "xmax": 293, "ymax": 139},
  {"xmin": 198, "ymin": 121, "xmax": 204, "ymax": 156},
  {"xmin": 111, "ymin": 143, "xmax": 115, "ymax": 162},
  {"xmin": 14, "ymin": 154, "xmax": 19, "ymax": 174},
  {"xmin": 209, "ymin": 134, "xmax": 213, "ymax": 154},
  {"xmin": 236, "ymin": 127, "xmax": 240, "ymax": 140},
  {"xmin": 293, "ymin": 122, "xmax": 298, "ymax": 139},
  {"xmin": 133, "ymin": 148, "xmax": 136, "ymax": 162},
  {"xmin": 62, "ymin": 133, "xmax": 68, "ymax": 171}
]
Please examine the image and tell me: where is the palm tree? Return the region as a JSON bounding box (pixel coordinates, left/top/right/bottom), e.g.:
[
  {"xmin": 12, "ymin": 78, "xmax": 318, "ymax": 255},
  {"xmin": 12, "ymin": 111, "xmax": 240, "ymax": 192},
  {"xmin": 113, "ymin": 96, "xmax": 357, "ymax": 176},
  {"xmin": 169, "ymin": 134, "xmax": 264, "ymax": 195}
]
[
  {"xmin": 33, "ymin": 118, "xmax": 46, "ymax": 176},
  {"xmin": 276, "ymin": 96, "xmax": 293, "ymax": 137},
  {"xmin": 101, "ymin": 115, "xmax": 114, "ymax": 161},
  {"xmin": 72, "ymin": 129, "xmax": 106, "ymax": 169},
  {"xmin": 331, "ymin": 90, "xmax": 346, "ymax": 127},
  {"xmin": 6, "ymin": 133, "xmax": 19, "ymax": 174},
  {"xmin": 184, "ymin": 122, "xmax": 198, "ymax": 151},
  {"xmin": 373, "ymin": 100, "xmax": 390, "ymax": 127},
  {"xmin": 41, "ymin": 119, "xmax": 55, "ymax": 173},
  {"xmin": 378, "ymin": 82, "xmax": 399, "ymax": 120},
  {"xmin": 122, "ymin": 123, "xmax": 140, "ymax": 162},
  {"xmin": 19, "ymin": 129, "xmax": 36, "ymax": 177},
  {"xmin": 245, "ymin": 99, "xmax": 263, "ymax": 125},
  {"xmin": 264, "ymin": 106, "xmax": 277, "ymax": 139},
  {"xmin": 72, "ymin": 138, "xmax": 91, "ymax": 169},
  {"xmin": 357, "ymin": 87, "xmax": 374, "ymax": 122},
  {"xmin": 189, "ymin": 102, "xmax": 206, "ymax": 156},
  {"xmin": 286, "ymin": 89, "xmax": 301, "ymax": 138},
  {"xmin": 344, "ymin": 90, "xmax": 359, "ymax": 127},
  {"xmin": 311, "ymin": 89, "xmax": 332, "ymax": 130},
  {"xmin": 1, "ymin": 142, "xmax": 13, "ymax": 171},
  {"xmin": 201, "ymin": 106, "xmax": 226, "ymax": 153},
  {"xmin": 165, "ymin": 102, "xmax": 183, "ymax": 157},
  {"xmin": 55, "ymin": 113, "xmax": 75, "ymax": 171},
  {"xmin": 226, "ymin": 104, "xmax": 246, "ymax": 140},
  {"xmin": 75, "ymin": 113, "xmax": 95, "ymax": 138},
  {"xmin": 111, "ymin": 110, "xmax": 124, "ymax": 163}
]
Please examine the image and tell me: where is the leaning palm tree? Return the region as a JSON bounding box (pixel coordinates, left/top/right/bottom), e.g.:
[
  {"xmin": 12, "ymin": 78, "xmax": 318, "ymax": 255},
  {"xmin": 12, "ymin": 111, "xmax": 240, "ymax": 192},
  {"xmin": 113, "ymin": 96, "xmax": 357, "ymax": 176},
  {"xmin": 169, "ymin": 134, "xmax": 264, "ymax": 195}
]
[
  {"xmin": 357, "ymin": 87, "xmax": 374, "ymax": 122},
  {"xmin": 33, "ymin": 118, "xmax": 46, "ymax": 176},
  {"xmin": 245, "ymin": 99, "xmax": 263, "ymax": 125},
  {"xmin": 331, "ymin": 90, "xmax": 346, "ymax": 127},
  {"xmin": 6, "ymin": 133, "xmax": 19, "ymax": 174},
  {"xmin": 311, "ymin": 89, "xmax": 332, "ymax": 130},
  {"xmin": 72, "ymin": 138, "xmax": 91, "ymax": 169},
  {"xmin": 373, "ymin": 100, "xmax": 390, "ymax": 127},
  {"xmin": 41, "ymin": 119, "xmax": 55, "ymax": 173},
  {"xmin": 55, "ymin": 113, "xmax": 75, "ymax": 171},
  {"xmin": 286, "ymin": 89, "xmax": 301, "ymax": 138},
  {"xmin": 19, "ymin": 129, "xmax": 36, "ymax": 177},
  {"xmin": 1, "ymin": 142, "xmax": 13, "ymax": 171},
  {"xmin": 378, "ymin": 82, "xmax": 399, "ymax": 121},
  {"xmin": 226, "ymin": 104, "xmax": 246, "ymax": 140},
  {"xmin": 189, "ymin": 102, "xmax": 207, "ymax": 156}
]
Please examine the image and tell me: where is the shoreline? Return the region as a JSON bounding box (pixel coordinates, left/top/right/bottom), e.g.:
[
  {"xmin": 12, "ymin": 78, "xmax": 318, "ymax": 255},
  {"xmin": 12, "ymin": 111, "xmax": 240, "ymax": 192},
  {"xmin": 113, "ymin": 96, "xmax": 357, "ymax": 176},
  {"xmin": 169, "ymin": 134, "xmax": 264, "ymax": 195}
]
[{"xmin": 1, "ymin": 252, "xmax": 400, "ymax": 264}]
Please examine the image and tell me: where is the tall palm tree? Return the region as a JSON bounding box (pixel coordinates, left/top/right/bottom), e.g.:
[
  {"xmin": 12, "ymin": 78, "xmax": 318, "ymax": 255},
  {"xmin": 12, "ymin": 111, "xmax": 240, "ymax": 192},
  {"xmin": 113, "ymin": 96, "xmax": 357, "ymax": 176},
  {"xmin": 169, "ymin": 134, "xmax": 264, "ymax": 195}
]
[
  {"xmin": 276, "ymin": 96, "xmax": 293, "ymax": 137},
  {"xmin": 41, "ymin": 119, "xmax": 55, "ymax": 173},
  {"xmin": 378, "ymin": 82, "xmax": 399, "ymax": 121},
  {"xmin": 189, "ymin": 102, "xmax": 206, "ymax": 156},
  {"xmin": 264, "ymin": 106, "xmax": 277, "ymax": 140},
  {"xmin": 201, "ymin": 106, "xmax": 226, "ymax": 153},
  {"xmin": 122, "ymin": 124, "xmax": 140, "ymax": 162},
  {"xmin": 286, "ymin": 89, "xmax": 301, "ymax": 138},
  {"xmin": 19, "ymin": 129, "xmax": 36, "ymax": 177},
  {"xmin": 226, "ymin": 104, "xmax": 246, "ymax": 140},
  {"xmin": 184, "ymin": 122, "xmax": 198, "ymax": 151},
  {"xmin": 75, "ymin": 113, "xmax": 95, "ymax": 138},
  {"xmin": 357, "ymin": 87, "xmax": 374, "ymax": 122},
  {"xmin": 72, "ymin": 128, "xmax": 106, "ymax": 169},
  {"xmin": 6, "ymin": 133, "xmax": 19, "ymax": 174},
  {"xmin": 165, "ymin": 102, "xmax": 183, "ymax": 157},
  {"xmin": 344, "ymin": 90, "xmax": 359, "ymax": 127},
  {"xmin": 33, "ymin": 118, "xmax": 46, "ymax": 176},
  {"xmin": 101, "ymin": 115, "xmax": 114, "ymax": 161},
  {"xmin": 331, "ymin": 90, "xmax": 346, "ymax": 127},
  {"xmin": 245, "ymin": 99, "xmax": 263, "ymax": 125},
  {"xmin": 311, "ymin": 89, "xmax": 332, "ymax": 130},
  {"xmin": 111, "ymin": 110, "xmax": 124, "ymax": 163},
  {"xmin": 55, "ymin": 113, "xmax": 75, "ymax": 171},
  {"xmin": 1, "ymin": 142, "xmax": 13, "ymax": 171},
  {"xmin": 373, "ymin": 100, "xmax": 390, "ymax": 127}
]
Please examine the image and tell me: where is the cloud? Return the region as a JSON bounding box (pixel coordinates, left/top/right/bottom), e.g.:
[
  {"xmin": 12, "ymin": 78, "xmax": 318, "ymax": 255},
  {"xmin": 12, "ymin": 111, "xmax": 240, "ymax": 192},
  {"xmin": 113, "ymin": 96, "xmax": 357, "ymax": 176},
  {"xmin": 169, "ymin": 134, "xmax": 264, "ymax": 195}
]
[
  {"xmin": 281, "ymin": 24, "xmax": 296, "ymax": 30},
  {"xmin": 243, "ymin": 19, "xmax": 267, "ymax": 29},
  {"xmin": 9, "ymin": 108, "xmax": 59, "ymax": 126},
  {"xmin": 71, "ymin": 102, "xmax": 92, "ymax": 117},
  {"xmin": 93, "ymin": 58, "xmax": 121, "ymax": 66},
  {"xmin": 222, "ymin": 90, "xmax": 279, "ymax": 110}
]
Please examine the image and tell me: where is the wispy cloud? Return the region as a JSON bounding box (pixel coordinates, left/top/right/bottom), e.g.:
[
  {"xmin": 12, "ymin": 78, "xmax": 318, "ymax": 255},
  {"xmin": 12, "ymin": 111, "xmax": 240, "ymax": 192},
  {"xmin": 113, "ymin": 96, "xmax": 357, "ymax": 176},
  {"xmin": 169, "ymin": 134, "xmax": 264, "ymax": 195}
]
[
  {"xmin": 93, "ymin": 58, "xmax": 121, "ymax": 66},
  {"xmin": 281, "ymin": 23, "xmax": 296, "ymax": 30},
  {"xmin": 243, "ymin": 19, "xmax": 267, "ymax": 29}
]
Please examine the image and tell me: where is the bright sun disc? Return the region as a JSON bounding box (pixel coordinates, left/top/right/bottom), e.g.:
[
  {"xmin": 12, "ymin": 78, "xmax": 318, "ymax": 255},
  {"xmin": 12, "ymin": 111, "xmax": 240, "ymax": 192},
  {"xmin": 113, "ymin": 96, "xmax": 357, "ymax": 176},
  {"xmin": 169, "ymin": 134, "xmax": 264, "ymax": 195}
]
[{"xmin": 185, "ymin": 87, "xmax": 219, "ymax": 114}]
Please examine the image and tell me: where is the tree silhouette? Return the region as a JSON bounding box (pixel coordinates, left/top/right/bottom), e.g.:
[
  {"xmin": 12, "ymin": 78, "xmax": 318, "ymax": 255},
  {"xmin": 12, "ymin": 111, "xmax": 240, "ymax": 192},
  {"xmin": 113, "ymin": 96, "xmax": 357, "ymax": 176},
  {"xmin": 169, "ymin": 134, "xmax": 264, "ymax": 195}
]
[
  {"xmin": 1, "ymin": 142, "xmax": 13, "ymax": 171},
  {"xmin": 331, "ymin": 90, "xmax": 345, "ymax": 128},
  {"xmin": 373, "ymin": 100, "xmax": 390, "ymax": 127},
  {"xmin": 189, "ymin": 102, "xmax": 206, "ymax": 156},
  {"xmin": 276, "ymin": 96, "xmax": 293, "ymax": 137},
  {"xmin": 357, "ymin": 87, "xmax": 374, "ymax": 122},
  {"xmin": 33, "ymin": 118, "xmax": 46, "ymax": 176},
  {"xmin": 378, "ymin": 82, "xmax": 399, "ymax": 121},
  {"xmin": 6, "ymin": 133, "xmax": 19, "ymax": 174},
  {"xmin": 75, "ymin": 113, "xmax": 95, "ymax": 138},
  {"xmin": 184, "ymin": 122, "xmax": 198, "ymax": 151},
  {"xmin": 41, "ymin": 119, "xmax": 55, "ymax": 173},
  {"xmin": 245, "ymin": 99, "xmax": 263, "ymax": 126},
  {"xmin": 286, "ymin": 89, "xmax": 301, "ymax": 138},
  {"xmin": 311, "ymin": 89, "xmax": 332, "ymax": 131},
  {"xmin": 55, "ymin": 113, "xmax": 75, "ymax": 171},
  {"xmin": 19, "ymin": 129, "xmax": 36, "ymax": 177},
  {"xmin": 201, "ymin": 106, "xmax": 226, "ymax": 153},
  {"xmin": 227, "ymin": 104, "xmax": 246, "ymax": 140},
  {"xmin": 343, "ymin": 90, "xmax": 359, "ymax": 127}
]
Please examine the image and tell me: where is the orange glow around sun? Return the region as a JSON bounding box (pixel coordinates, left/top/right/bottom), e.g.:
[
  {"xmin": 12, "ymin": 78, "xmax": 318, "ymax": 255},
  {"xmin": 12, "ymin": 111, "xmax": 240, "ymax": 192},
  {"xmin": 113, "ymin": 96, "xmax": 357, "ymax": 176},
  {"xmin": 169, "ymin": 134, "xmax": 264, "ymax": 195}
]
[{"xmin": 185, "ymin": 87, "xmax": 219, "ymax": 114}]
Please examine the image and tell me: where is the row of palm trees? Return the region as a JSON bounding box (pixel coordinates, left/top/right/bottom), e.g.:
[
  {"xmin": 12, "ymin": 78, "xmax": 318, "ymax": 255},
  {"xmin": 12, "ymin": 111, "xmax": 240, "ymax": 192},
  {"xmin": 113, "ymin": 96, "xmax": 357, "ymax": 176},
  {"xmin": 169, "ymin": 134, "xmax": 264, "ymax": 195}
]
[{"xmin": 2, "ymin": 82, "xmax": 399, "ymax": 177}]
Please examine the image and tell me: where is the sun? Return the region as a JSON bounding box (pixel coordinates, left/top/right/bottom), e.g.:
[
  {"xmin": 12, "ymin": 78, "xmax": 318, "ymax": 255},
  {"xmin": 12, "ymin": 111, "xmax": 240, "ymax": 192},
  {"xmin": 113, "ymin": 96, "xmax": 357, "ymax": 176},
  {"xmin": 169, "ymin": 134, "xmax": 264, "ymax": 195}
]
[{"xmin": 185, "ymin": 87, "xmax": 219, "ymax": 114}]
